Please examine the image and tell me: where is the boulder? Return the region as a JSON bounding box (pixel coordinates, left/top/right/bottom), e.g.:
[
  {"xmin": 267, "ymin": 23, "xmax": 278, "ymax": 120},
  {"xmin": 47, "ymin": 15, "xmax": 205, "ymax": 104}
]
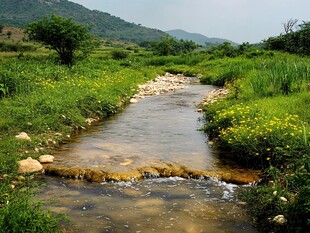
[
  {"xmin": 15, "ymin": 132, "xmax": 31, "ymax": 141},
  {"xmin": 39, "ymin": 155, "xmax": 55, "ymax": 163},
  {"xmin": 18, "ymin": 157, "xmax": 43, "ymax": 173}
]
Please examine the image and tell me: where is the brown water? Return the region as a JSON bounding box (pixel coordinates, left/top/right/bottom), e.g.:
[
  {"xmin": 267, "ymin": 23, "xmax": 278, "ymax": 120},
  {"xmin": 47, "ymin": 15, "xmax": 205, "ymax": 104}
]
[{"xmin": 40, "ymin": 82, "xmax": 257, "ymax": 232}]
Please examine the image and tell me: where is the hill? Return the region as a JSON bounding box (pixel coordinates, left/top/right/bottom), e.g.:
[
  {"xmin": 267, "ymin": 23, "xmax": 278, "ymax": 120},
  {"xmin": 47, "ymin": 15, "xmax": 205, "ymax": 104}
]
[
  {"xmin": 0, "ymin": 0, "xmax": 166, "ymax": 44},
  {"xmin": 166, "ymin": 29, "xmax": 238, "ymax": 47}
]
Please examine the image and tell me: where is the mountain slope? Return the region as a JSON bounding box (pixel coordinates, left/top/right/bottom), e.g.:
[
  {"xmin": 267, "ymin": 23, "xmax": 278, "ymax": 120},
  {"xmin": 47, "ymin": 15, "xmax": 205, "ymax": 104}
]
[
  {"xmin": 0, "ymin": 0, "xmax": 166, "ymax": 43},
  {"xmin": 166, "ymin": 29, "xmax": 238, "ymax": 46}
]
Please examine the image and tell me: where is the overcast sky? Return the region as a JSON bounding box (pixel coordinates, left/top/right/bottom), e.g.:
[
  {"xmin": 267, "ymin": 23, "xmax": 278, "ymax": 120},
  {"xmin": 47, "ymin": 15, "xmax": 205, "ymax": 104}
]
[{"xmin": 70, "ymin": 0, "xmax": 309, "ymax": 44}]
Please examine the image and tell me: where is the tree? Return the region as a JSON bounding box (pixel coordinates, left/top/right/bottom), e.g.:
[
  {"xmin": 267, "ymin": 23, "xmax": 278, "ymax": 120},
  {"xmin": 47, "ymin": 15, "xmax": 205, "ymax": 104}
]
[
  {"xmin": 264, "ymin": 21, "xmax": 310, "ymax": 56},
  {"xmin": 0, "ymin": 25, "xmax": 4, "ymax": 34},
  {"xmin": 283, "ymin": 18, "xmax": 298, "ymax": 34},
  {"xmin": 26, "ymin": 15, "xmax": 96, "ymax": 66},
  {"xmin": 151, "ymin": 36, "xmax": 198, "ymax": 56}
]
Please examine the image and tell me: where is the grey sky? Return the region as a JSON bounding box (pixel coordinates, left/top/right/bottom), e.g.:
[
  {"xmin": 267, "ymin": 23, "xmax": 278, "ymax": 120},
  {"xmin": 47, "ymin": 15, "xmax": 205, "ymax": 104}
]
[{"xmin": 70, "ymin": 0, "xmax": 309, "ymax": 43}]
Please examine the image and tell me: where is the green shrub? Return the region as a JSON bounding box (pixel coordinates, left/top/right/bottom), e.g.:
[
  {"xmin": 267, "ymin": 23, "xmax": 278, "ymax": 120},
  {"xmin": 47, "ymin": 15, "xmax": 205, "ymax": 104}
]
[
  {"xmin": 111, "ymin": 50, "xmax": 129, "ymax": 60},
  {"xmin": 243, "ymin": 158, "xmax": 310, "ymax": 233},
  {"xmin": 0, "ymin": 41, "xmax": 37, "ymax": 52}
]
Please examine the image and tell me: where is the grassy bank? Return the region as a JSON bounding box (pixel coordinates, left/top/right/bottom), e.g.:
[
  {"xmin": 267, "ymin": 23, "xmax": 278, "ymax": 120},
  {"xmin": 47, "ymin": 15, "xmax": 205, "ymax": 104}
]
[
  {"xmin": 0, "ymin": 44, "xmax": 309, "ymax": 232},
  {"xmin": 198, "ymin": 53, "xmax": 310, "ymax": 232},
  {"xmin": 141, "ymin": 49, "xmax": 309, "ymax": 232},
  {"xmin": 0, "ymin": 51, "xmax": 161, "ymax": 232}
]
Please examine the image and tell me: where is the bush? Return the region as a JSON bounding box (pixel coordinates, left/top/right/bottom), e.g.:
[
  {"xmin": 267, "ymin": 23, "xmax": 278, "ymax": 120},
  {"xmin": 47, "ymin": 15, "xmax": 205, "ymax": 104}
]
[
  {"xmin": 111, "ymin": 50, "xmax": 129, "ymax": 60},
  {"xmin": 0, "ymin": 41, "xmax": 37, "ymax": 52}
]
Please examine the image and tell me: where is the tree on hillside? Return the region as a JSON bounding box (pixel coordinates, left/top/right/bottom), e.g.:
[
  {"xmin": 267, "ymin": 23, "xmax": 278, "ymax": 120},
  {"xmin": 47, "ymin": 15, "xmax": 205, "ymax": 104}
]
[
  {"xmin": 283, "ymin": 18, "xmax": 298, "ymax": 34},
  {"xmin": 26, "ymin": 15, "xmax": 97, "ymax": 66},
  {"xmin": 151, "ymin": 36, "xmax": 198, "ymax": 56},
  {"xmin": 0, "ymin": 25, "xmax": 3, "ymax": 34}
]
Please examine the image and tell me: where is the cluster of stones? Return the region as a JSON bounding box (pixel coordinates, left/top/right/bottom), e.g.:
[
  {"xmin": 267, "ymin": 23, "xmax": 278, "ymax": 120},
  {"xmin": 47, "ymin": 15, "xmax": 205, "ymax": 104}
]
[
  {"xmin": 130, "ymin": 73, "xmax": 191, "ymax": 103},
  {"xmin": 15, "ymin": 132, "xmax": 55, "ymax": 174},
  {"xmin": 44, "ymin": 161, "xmax": 260, "ymax": 185},
  {"xmin": 201, "ymin": 88, "xmax": 230, "ymax": 106}
]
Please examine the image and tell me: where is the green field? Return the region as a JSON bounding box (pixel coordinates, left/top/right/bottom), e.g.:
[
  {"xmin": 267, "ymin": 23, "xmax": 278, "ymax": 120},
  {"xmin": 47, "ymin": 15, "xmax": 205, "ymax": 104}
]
[{"xmin": 0, "ymin": 36, "xmax": 309, "ymax": 232}]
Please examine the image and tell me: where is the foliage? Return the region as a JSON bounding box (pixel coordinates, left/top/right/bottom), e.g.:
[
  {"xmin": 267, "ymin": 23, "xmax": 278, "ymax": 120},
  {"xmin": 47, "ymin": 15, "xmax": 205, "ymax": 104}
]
[
  {"xmin": 0, "ymin": 51, "xmax": 161, "ymax": 231},
  {"xmin": 0, "ymin": 41, "xmax": 36, "ymax": 52},
  {"xmin": 264, "ymin": 21, "xmax": 310, "ymax": 56},
  {"xmin": 26, "ymin": 15, "xmax": 96, "ymax": 66},
  {"xmin": 207, "ymin": 42, "xmax": 237, "ymax": 58},
  {"xmin": 242, "ymin": 158, "xmax": 310, "ymax": 233},
  {"xmin": 111, "ymin": 50, "xmax": 129, "ymax": 60},
  {"xmin": 199, "ymin": 50, "xmax": 310, "ymax": 232},
  {"xmin": 151, "ymin": 36, "xmax": 198, "ymax": 56},
  {"xmin": 0, "ymin": 183, "xmax": 64, "ymax": 233},
  {"xmin": 0, "ymin": 0, "xmax": 166, "ymax": 44},
  {"xmin": 205, "ymin": 102, "xmax": 309, "ymax": 167},
  {"xmin": 0, "ymin": 36, "xmax": 309, "ymax": 233}
]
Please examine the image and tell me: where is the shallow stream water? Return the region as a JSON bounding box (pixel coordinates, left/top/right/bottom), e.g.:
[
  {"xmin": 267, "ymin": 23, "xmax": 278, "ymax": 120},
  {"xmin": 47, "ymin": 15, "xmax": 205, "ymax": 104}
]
[{"xmin": 40, "ymin": 82, "xmax": 257, "ymax": 232}]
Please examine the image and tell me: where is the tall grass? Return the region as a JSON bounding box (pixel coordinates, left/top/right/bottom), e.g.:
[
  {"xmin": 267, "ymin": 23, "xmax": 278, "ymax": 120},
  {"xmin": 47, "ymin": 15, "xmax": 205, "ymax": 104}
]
[
  {"xmin": 201, "ymin": 52, "xmax": 310, "ymax": 232},
  {"xmin": 249, "ymin": 59, "xmax": 310, "ymax": 97}
]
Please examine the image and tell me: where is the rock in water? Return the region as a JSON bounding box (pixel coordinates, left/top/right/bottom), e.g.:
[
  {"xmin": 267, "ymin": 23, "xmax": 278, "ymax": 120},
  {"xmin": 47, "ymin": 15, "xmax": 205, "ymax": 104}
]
[
  {"xmin": 18, "ymin": 157, "xmax": 43, "ymax": 173},
  {"xmin": 15, "ymin": 132, "xmax": 31, "ymax": 140},
  {"xmin": 39, "ymin": 155, "xmax": 55, "ymax": 163}
]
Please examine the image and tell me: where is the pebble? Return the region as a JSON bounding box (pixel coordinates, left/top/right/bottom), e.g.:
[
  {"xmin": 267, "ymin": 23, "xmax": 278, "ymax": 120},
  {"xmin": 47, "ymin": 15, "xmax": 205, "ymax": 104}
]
[
  {"xmin": 15, "ymin": 132, "xmax": 31, "ymax": 141},
  {"xmin": 202, "ymin": 88, "xmax": 230, "ymax": 106}
]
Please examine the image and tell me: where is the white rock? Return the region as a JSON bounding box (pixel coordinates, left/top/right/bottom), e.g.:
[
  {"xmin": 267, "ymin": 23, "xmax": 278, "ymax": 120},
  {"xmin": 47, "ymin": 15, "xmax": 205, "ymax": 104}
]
[
  {"xmin": 15, "ymin": 132, "xmax": 31, "ymax": 141},
  {"xmin": 273, "ymin": 191, "xmax": 277, "ymax": 196},
  {"xmin": 39, "ymin": 155, "xmax": 55, "ymax": 163},
  {"xmin": 280, "ymin": 196, "xmax": 288, "ymax": 202},
  {"xmin": 18, "ymin": 157, "xmax": 43, "ymax": 173},
  {"xmin": 272, "ymin": 215, "xmax": 287, "ymax": 225},
  {"xmin": 130, "ymin": 98, "xmax": 138, "ymax": 103}
]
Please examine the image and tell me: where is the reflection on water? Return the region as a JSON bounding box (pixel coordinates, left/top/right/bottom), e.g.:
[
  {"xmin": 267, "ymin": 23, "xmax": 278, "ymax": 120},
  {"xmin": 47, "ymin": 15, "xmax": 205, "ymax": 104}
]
[
  {"xmin": 41, "ymin": 176, "xmax": 256, "ymax": 233},
  {"xmin": 52, "ymin": 84, "xmax": 219, "ymax": 172}
]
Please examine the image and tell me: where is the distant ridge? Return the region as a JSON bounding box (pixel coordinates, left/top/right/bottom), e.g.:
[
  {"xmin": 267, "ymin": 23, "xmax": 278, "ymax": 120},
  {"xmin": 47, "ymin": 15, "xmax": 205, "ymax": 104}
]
[
  {"xmin": 0, "ymin": 0, "xmax": 167, "ymax": 43},
  {"xmin": 166, "ymin": 29, "xmax": 238, "ymax": 46}
]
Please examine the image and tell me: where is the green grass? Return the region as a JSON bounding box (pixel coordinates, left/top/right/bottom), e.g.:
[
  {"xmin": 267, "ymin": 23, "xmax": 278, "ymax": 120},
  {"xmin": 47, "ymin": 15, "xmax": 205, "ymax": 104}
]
[
  {"xmin": 199, "ymin": 52, "xmax": 309, "ymax": 232},
  {"xmin": 0, "ymin": 52, "xmax": 160, "ymax": 232},
  {"xmin": 0, "ymin": 45, "xmax": 309, "ymax": 232}
]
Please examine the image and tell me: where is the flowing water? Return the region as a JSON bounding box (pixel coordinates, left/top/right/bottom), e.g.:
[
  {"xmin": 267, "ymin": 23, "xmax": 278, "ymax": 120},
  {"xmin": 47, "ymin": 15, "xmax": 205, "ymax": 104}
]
[{"xmin": 40, "ymin": 82, "xmax": 258, "ymax": 232}]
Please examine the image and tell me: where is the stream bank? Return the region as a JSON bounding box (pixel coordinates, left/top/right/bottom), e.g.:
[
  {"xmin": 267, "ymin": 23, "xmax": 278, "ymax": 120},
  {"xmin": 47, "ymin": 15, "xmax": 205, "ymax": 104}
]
[
  {"xmin": 42, "ymin": 74, "xmax": 259, "ymax": 185},
  {"xmin": 36, "ymin": 74, "xmax": 259, "ymax": 232}
]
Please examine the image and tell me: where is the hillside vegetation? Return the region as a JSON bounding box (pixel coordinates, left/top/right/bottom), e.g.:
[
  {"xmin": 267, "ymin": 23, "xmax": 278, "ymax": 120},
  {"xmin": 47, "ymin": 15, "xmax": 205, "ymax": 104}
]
[
  {"xmin": 166, "ymin": 29, "xmax": 238, "ymax": 47},
  {"xmin": 0, "ymin": 0, "xmax": 166, "ymax": 44}
]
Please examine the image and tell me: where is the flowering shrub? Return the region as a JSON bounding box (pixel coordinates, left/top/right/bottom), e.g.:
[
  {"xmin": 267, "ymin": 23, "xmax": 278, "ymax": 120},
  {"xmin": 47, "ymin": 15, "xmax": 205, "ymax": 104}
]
[{"xmin": 206, "ymin": 103, "xmax": 309, "ymax": 167}]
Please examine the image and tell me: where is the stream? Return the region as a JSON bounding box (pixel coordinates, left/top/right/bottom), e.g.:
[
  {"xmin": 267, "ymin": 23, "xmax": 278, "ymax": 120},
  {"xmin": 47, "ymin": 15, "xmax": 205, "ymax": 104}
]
[{"xmin": 39, "ymin": 81, "xmax": 257, "ymax": 232}]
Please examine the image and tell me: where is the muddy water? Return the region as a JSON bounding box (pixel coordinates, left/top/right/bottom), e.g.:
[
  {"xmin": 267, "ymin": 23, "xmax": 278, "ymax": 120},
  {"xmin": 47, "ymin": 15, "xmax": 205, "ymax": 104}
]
[{"xmin": 40, "ymin": 82, "xmax": 257, "ymax": 232}]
